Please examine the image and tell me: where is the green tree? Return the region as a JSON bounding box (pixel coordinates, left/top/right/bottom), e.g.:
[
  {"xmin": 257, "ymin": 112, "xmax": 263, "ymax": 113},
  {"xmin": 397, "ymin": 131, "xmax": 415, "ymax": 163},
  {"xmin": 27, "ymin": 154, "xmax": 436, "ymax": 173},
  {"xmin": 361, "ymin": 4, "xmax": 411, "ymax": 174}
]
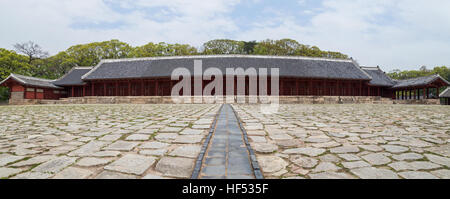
[
  {"xmin": 65, "ymin": 39, "xmax": 133, "ymax": 66},
  {"xmin": 131, "ymin": 42, "xmax": 197, "ymax": 57},
  {"xmin": 243, "ymin": 41, "xmax": 257, "ymax": 54},
  {"xmin": 203, "ymin": 39, "xmax": 245, "ymax": 55},
  {"xmin": 0, "ymin": 48, "xmax": 35, "ymax": 101},
  {"xmin": 387, "ymin": 66, "xmax": 450, "ymax": 80}
]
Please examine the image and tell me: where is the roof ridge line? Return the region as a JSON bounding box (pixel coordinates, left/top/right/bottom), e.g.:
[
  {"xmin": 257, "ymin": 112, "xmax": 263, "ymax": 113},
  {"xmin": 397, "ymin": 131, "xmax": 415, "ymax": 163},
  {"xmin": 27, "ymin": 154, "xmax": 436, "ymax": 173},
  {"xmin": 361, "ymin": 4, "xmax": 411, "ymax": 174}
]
[
  {"xmin": 12, "ymin": 73, "xmax": 55, "ymax": 82},
  {"xmin": 100, "ymin": 55, "xmax": 354, "ymax": 63}
]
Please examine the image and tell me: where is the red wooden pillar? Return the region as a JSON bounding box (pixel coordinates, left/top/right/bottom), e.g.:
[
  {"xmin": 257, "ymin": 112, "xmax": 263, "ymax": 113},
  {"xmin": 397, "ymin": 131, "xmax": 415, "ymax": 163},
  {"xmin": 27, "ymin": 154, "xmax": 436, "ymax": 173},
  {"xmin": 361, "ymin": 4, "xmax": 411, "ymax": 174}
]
[
  {"xmin": 423, "ymin": 88, "xmax": 426, "ymax": 99},
  {"xmin": 103, "ymin": 82, "xmax": 107, "ymax": 96},
  {"xmin": 141, "ymin": 79, "xmax": 144, "ymax": 96},
  {"xmin": 295, "ymin": 79, "xmax": 299, "ymax": 95},
  {"xmin": 307, "ymin": 80, "xmax": 311, "ymax": 95},
  {"xmin": 83, "ymin": 85, "xmax": 86, "ymax": 97},
  {"xmin": 367, "ymin": 86, "xmax": 370, "ymax": 96},
  {"xmin": 377, "ymin": 87, "xmax": 380, "ymax": 96},
  {"xmin": 155, "ymin": 80, "xmax": 158, "ymax": 96},
  {"xmin": 128, "ymin": 81, "xmax": 131, "ymax": 96},
  {"xmin": 115, "ymin": 82, "xmax": 119, "ymax": 96},
  {"xmin": 92, "ymin": 83, "xmax": 95, "ymax": 96},
  {"xmin": 359, "ymin": 81, "xmax": 362, "ymax": 96},
  {"xmin": 34, "ymin": 87, "xmax": 37, "ymax": 99},
  {"xmin": 436, "ymin": 87, "xmax": 439, "ymax": 98},
  {"xmin": 71, "ymin": 86, "xmax": 74, "ymax": 97},
  {"xmin": 426, "ymin": 88, "xmax": 429, "ymax": 99},
  {"xmin": 336, "ymin": 80, "xmax": 341, "ymax": 96}
]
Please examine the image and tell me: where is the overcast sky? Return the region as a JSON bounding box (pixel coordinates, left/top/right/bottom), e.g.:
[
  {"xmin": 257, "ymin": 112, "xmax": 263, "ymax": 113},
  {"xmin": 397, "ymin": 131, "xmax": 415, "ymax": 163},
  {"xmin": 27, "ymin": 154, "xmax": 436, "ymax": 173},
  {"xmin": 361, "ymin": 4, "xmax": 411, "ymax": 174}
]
[{"xmin": 1, "ymin": 0, "xmax": 449, "ymax": 72}]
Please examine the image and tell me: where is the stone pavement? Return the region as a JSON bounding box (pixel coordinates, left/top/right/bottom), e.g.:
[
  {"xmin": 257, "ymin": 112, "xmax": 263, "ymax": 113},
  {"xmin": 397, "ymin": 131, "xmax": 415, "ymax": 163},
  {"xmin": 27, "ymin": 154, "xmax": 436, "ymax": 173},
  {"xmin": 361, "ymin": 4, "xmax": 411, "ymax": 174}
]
[
  {"xmin": 0, "ymin": 103, "xmax": 449, "ymax": 179},
  {"xmin": 0, "ymin": 104, "xmax": 220, "ymax": 179},
  {"xmin": 232, "ymin": 104, "xmax": 450, "ymax": 179},
  {"xmin": 198, "ymin": 104, "xmax": 257, "ymax": 179}
]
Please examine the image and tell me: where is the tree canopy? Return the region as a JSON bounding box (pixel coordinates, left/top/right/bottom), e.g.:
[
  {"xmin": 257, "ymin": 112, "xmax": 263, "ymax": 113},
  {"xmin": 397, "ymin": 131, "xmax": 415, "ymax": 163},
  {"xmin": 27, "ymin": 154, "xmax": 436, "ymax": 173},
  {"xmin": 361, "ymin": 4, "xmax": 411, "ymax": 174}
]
[{"xmin": 387, "ymin": 66, "xmax": 450, "ymax": 82}]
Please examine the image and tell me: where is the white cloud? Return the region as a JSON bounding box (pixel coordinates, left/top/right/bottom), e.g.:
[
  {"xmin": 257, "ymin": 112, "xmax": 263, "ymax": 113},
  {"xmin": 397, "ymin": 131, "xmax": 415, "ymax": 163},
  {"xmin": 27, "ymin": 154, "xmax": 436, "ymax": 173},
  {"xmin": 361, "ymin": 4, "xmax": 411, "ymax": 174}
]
[{"xmin": 237, "ymin": 0, "xmax": 450, "ymax": 71}]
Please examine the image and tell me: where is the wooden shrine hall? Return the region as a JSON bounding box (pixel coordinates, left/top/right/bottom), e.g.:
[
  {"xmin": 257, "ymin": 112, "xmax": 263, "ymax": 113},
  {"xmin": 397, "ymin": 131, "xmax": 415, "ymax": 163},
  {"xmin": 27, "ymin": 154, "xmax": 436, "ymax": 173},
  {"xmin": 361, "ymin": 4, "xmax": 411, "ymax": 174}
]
[{"xmin": 1, "ymin": 55, "xmax": 449, "ymax": 103}]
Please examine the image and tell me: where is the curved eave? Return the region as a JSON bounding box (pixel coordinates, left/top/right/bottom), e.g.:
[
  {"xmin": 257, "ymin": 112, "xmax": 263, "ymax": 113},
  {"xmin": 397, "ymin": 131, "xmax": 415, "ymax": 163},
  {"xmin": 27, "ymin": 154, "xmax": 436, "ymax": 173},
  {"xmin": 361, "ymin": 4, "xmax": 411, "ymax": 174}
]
[
  {"xmin": 0, "ymin": 74, "xmax": 63, "ymax": 89},
  {"xmin": 392, "ymin": 75, "xmax": 450, "ymax": 89},
  {"xmin": 439, "ymin": 87, "xmax": 450, "ymax": 98}
]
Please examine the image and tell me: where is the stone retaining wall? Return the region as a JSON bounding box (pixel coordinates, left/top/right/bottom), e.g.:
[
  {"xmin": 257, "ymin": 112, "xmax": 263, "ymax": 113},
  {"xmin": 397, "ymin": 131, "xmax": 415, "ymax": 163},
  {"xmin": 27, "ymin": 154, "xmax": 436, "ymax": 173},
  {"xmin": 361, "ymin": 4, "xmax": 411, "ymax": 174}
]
[
  {"xmin": 8, "ymin": 96, "xmax": 400, "ymax": 105},
  {"xmin": 393, "ymin": 99, "xmax": 440, "ymax": 105},
  {"xmin": 10, "ymin": 92, "xmax": 24, "ymax": 100}
]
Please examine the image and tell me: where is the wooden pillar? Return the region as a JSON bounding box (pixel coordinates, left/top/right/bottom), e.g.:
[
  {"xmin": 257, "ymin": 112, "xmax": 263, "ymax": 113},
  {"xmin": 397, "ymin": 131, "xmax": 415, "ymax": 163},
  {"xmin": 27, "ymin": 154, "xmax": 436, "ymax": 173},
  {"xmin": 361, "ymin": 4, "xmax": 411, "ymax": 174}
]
[
  {"xmin": 155, "ymin": 80, "xmax": 158, "ymax": 96},
  {"xmin": 71, "ymin": 86, "xmax": 74, "ymax": 97},
  {"xmin": 359, "ymin": 81, "xmax": 362, "ymax": 96},
  {"xmin": 337, "ymin": 80, "xmax": 340, "ymax": 96},
  {"xmin": 409, "ymin": 90, "xmax": 411, "ymax": 99},
  {"xmin": 367, "ymin": 86, "xmax": 370, "ymax": 96},
  {"xmin": 295, "ymin": 79, "xmax": 299, "ymax": 96},
  {"xmin": 128, "ymin": 81, "xmax": 131, "ymax": 96},
  {"xmin": 426, "ymin": 88, "xmax": 429, "ymax": 99},
  {"xmin": 92, "ymin": 83, "xmax": 95, "ymax": 96},
  {"xmin": 103, "ymin": 83, "xmax": 106, "ymax": 96},
  {"xmin": 34, "ymin": 87, "xmax": 37, "ymax": 99},
  {"xmin": 422, "ymin": 88, "xmax": 426, "ymax": 99},
  {"xmin": 377, "ymin": 87, "xmax": 380, "ymax": 97},
  {"xmin": 115, "ymin": 82, "xmax": 119, "ymax": 96},
  {"xmin": 436, "ymin": 87, "xmax": 439, "ymax": 98},
  {"xmin": 83, "ymin": 85, "xmax": 86, "ymax": 97},
  {"xmin": 141, "ymin": 80, "xmax": 144, "ymax": 96}
]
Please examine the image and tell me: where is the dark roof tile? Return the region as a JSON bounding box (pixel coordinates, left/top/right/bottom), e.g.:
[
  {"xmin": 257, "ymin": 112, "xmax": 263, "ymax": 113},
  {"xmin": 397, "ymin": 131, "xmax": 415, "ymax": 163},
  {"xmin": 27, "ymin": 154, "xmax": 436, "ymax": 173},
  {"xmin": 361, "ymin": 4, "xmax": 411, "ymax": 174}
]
[
  {"xmin": 53, "ymin": 67, "xmax": 92, "ymax": 86},
  {"xmin": 82, "ymin": 55, "xmax": 372, "ymax": 81},
  {"xmin": 439, "ymin": 87, "xmax": 450, "ymax": 98},
  {"xmin": 0, "ymin": 74, "xmax": 62, "ymax": 89},
  {"xmin": 361, "ymin": 67, "xmax": 395, "ymax": 86},
  {"xmin": 392, "ymin": 74, "xmax": 450, "ymax": 88}
]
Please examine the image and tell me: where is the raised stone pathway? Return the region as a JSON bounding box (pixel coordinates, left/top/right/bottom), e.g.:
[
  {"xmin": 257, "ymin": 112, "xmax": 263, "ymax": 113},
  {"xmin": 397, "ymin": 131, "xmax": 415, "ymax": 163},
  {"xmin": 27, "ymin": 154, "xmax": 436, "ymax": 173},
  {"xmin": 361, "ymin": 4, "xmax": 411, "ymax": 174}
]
[{"xmin": 196, "ymin": 104, "xmax": 259, "ymax": 179}]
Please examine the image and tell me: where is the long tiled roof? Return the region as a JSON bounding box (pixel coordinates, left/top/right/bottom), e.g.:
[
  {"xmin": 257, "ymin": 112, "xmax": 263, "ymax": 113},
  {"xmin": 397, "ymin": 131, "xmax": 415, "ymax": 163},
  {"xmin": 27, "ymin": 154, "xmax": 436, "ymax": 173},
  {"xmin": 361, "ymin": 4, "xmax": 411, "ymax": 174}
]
[
  {"xmin": 361, "ymin": 66, "xmax": 396, "ymax": 86},
  {"xmin": 53, "ymin": 67, "xmax": 93, "ymax": 86},
  {"xmin": 0, "ymin": 74, "xmax": 62, "ymax": 89},
  {"xmin": 82, "ymin": 55, "xmax": 372, "ymax": 81},
  {"xmin": 440, "ymin": 87, "xmax": 450, "ymax": 98},
  {"xmin": 391, "ymin": 74, "xmax": 450, "ymax": 88}
]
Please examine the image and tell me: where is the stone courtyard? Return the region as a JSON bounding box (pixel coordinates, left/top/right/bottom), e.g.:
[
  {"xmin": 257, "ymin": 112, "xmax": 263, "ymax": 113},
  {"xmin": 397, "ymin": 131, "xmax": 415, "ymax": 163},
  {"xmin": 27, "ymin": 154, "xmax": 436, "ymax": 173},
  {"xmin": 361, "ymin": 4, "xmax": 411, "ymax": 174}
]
[
  {"xmin": 0, "ymin": 103, "xmax": 449, "ymax": 179},
  {"xmin": 233, "ymin": 104, "xmax": 450, "ymax": 179},
  {"xmin": 0, "ymin": 104, "xmax": 220, "ymax": 179}
]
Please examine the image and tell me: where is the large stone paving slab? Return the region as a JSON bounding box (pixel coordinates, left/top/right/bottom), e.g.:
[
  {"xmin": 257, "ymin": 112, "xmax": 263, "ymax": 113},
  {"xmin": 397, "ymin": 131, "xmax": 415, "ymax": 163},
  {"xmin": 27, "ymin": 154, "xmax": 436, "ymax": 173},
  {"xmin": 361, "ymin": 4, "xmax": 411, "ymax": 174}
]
[
  {"xmin": 0, "ymin": 104, "xmax": 219, "ymax": 179},
  {"xmin": 233, "ymin": 104, "xmax": 450, "ymax": 179},
  {"xmin": 104, "ymin": 154, "xmax": 156, "ymax": 175}
]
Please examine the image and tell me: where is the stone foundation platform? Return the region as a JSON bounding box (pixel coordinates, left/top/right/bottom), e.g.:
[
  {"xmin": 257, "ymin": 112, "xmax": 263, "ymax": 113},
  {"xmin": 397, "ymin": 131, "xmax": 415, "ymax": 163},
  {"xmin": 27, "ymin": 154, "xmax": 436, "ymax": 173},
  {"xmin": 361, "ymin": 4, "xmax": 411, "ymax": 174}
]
[{"xmin": 7, "ymin": 96, "xmax": 402, "ymax": 105}]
